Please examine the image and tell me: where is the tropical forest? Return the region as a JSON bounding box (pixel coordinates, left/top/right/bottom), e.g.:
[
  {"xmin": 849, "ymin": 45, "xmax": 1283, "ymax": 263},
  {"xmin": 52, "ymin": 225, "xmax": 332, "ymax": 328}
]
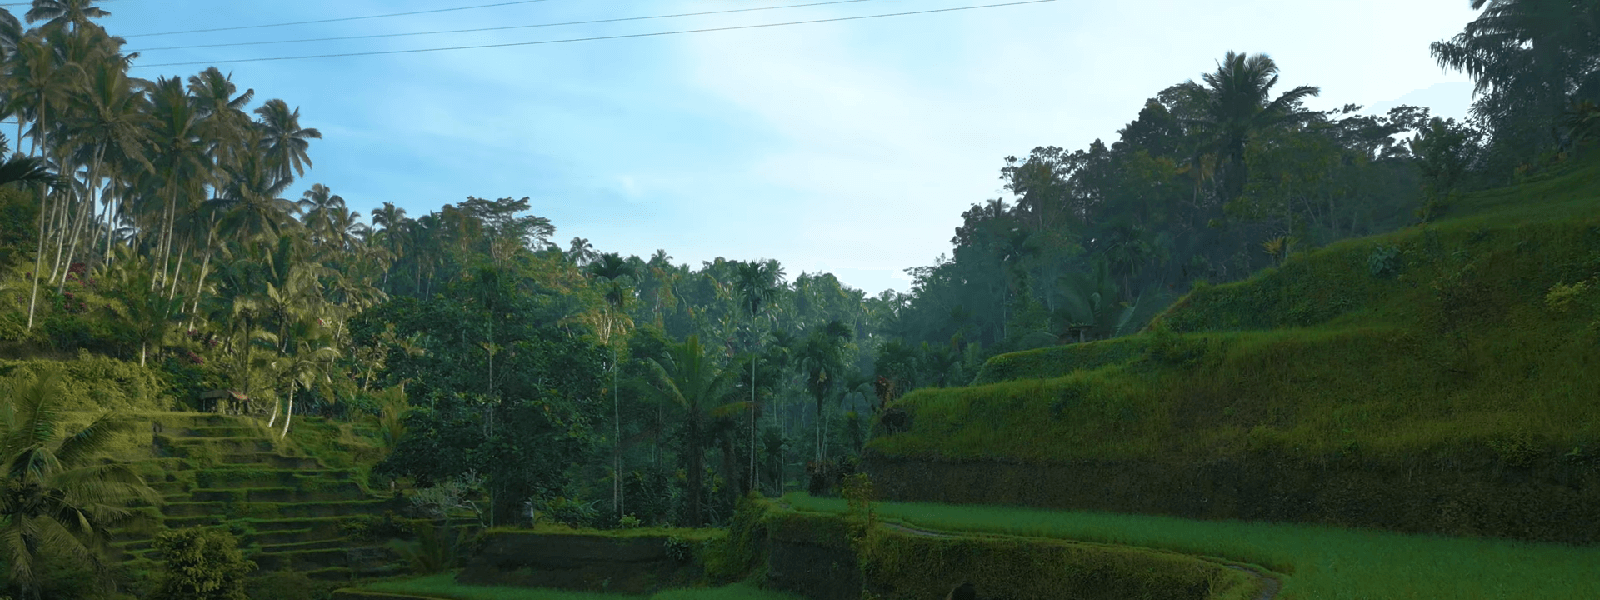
[{"xmin": 0, "ymin": 0, "xmax": 1596, "ymax": 599}]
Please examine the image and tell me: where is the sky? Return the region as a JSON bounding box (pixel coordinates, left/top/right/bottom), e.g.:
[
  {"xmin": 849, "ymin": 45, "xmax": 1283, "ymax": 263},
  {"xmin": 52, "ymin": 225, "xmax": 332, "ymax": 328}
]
[{"xmin": 87, "ymin": 0, "xmax": 1483, "ymax": 297}]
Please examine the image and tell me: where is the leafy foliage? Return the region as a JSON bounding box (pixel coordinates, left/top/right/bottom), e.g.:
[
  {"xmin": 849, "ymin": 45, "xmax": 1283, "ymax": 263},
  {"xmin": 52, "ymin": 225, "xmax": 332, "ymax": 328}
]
[{"xmin": 151, "ymin": 528, "xmax": 256, "ymax": 600}]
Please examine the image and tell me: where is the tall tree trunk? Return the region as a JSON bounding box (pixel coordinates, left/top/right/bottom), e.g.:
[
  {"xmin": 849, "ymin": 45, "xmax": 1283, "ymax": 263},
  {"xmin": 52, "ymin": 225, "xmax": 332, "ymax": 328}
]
[
  {"xmin": 25, "ymin": 183, "xmax": 51, "ymax": 330},
  {"xmin": 613, "ymin": 343, "xmax": 622, "ymax": 522},
  {"xmin": 750, "ymin": 354, "xmax": 757, "ymax": 494},
  {"xmin": 280, "ymin": 381, "xmax": 294, "ymax": 439},
  {"xmin": 57, "ymin": 150, "xmax": 105, "ymax": 294},
  {"xmin": 687, "ymin": 410, "xmax": 702, "ymax": 526}
]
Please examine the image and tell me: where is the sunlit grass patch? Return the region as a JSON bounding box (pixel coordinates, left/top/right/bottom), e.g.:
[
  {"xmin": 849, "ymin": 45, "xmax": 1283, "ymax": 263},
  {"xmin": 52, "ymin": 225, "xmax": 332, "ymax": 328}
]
[
  {"xmin": 355, "ymin": 572, "xmax": 803, "ymax": 600},
  {"xmin": 785, "ymin": 493, "xmax": 1600, "ymax": 600}
]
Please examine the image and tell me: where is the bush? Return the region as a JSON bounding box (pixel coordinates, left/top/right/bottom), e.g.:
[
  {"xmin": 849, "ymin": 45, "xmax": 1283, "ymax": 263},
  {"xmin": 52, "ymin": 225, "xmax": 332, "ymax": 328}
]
[
  {"xmin": 1367, "ymin": 244, "xmax": 1403, "ymax": 277},
  {"xmin": 246, "ymin": 570, "xmax": 330, "ymax": 600},
  {"xmin": 151, "ymin": 528, "xmax": 256, "ymax": 600}
]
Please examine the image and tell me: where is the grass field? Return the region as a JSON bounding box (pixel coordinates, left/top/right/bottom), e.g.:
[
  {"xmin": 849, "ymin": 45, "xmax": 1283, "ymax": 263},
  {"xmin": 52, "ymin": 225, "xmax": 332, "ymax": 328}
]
[
  {"xmin": 783, "ymin": 493, "xmax": 1600, "ymax": 600},
  {"xmin": 356, "ymin": 574, "xmax": 804, "ymax": 600}
]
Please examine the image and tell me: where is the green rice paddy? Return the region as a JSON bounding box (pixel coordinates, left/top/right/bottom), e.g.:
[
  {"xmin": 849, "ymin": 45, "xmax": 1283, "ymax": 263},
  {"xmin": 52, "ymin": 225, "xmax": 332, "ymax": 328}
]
[{"xmin": 784, "ymin": 493, "xmax": 1600, "ymax": 599}]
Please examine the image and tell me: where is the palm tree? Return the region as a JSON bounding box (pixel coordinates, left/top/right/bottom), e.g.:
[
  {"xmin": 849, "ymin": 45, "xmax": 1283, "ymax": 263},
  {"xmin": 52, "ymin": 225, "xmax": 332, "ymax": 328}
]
[
  {"xmin": 0, "ymin": 366, "xmax": 160, "ymax": 599},
  {"xmin": 639, "ymin": 335, "xmax": 737, "ymax": 526},
  {"xmin": 588, "ymin": 252, "xmax": 636, "ymax": 521},
  {"xmin": 253, "ymin": 98, "xmax": 320, "ymax": 187},
  {"xmin": 297, "ymin": 183, "xmax": 345, "ymax": 244},
  {"xmin": 187, "ymin": 67, "xmax": 255, "ymax": 176},
  {"xmin": 1171, "ymin": 51, "xmax": 1321, "ymax": 204},
  {"xmin": 99, "ymin": 247, "xmax": 183, "ymax": 366},
  {"xmin": 0, "ymin": 153, "xmax": 56, "ymax": 187},
  {"xmin": 212, "ymin": 152, "xmax": 296, "ymax": 242},
  {"xmin": 1432, "ymin": 0, "xmax": 1600, "ymax": 151},
  {"xmin": 24, "ymin": 0, "xmax": 111, "ymax": 32},
  {"xmin": 271, "ymin": 315, "xmax": 338, "ymax": 439},
  {"xmin": 733, "ymin": 259, "xmax": 784, "ymax": 493},
  {"xmin": 142, "ymin": 74, "xmax": 211, "ymax": 293},
  {"xmin": 62, "ymin": 57, "xmax": 153, "ymax": 269},
  {"xmin": 567, "ymin": 236, "xmax": 595, "ymax": 267},
  {"xmin": 797, "ymin": 320, "xmax": 852, "ymax": 465},
  {"xmin": 8, "ymin": 32, "xmax": 82, "ymax": 330},
  {"xmin": 369, "ymin": 202, "xmax": 408, "ymax": 291}
]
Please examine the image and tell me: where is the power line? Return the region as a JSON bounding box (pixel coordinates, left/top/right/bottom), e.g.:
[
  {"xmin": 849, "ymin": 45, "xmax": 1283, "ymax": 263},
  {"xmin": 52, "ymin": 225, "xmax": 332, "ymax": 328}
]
[
  {"xmin": 125, "ymin": 0, "xmax": 568, "ymax": 38},
  {"xmin": 0, "ymin": 0, "xmax": 127, "ymax": 7},
  {"xmin": 131, "ymin": 0, "xmax": 1059, "ymax": 69},
  {"xmin": 132, "ymin": 0, "xmax": 913, "ymax": 53}
]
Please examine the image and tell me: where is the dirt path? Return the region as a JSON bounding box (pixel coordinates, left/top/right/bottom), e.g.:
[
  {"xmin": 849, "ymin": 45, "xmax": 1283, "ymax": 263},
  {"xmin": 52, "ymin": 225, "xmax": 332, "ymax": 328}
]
[{"xmin": 781, "ymin": 502, "xmax": 1281, "ymax": 600}]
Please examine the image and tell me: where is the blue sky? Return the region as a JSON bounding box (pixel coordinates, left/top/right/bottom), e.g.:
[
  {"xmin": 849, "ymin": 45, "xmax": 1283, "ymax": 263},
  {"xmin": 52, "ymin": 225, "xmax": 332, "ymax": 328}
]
[{"xmin": 97, "ymin": 0, "xmax": 1480, "ymax": 296}]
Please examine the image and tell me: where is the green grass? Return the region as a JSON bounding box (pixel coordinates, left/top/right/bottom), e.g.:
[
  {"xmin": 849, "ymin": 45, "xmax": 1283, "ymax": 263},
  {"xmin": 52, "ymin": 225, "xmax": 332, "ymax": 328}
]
[
  {"xmin": 355, "ymin": 573, "xmax": 804, "ymax": 600},
  {"xmin": 785, "ymin": 493, "xmax": 1600, "ymax": 600},
  {"xmin": 482, "ymin": 524, "xmax": 725, "ymax": 542},
  {"xmin": 876, "ymin": 151, "xmax": 1600, "ymax": 464}
]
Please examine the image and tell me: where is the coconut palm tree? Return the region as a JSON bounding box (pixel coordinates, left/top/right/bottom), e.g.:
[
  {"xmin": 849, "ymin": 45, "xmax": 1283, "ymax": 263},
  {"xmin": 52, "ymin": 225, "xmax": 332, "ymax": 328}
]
[
  {"xmin": 271, "ymin": 314, "xmax": 338, "ymax": 439},
  {"xmin": 99, "ymin": 247, "xmax": 183, "ymax": 366},
  {"xmin": 253, "ymin": 98, "xmax": 320, "ymax": 187},
  {"xmin": 639, "ymin": 335, "xmax": 737, "ymax": 526},
  {"xmin": 733, "ymin": 259, "xmax": 784, "ymax": 492},
  {"xmin": 297, "ymin": 183, "xmax": 346, "ymax": 245},
  {"xmin": 212, "ymin": 152, "xmax": 296, "ymax": 242},
  {"xmin": 0, "ymin": 366, "xmax": 161, "ymax": 599},
  {"xmin": 25, "ymin": 0, "xmax": 111, "ymax": 33},
  {"xmin": 588, "ymin": 252, "xmax": 635, "ymax": 520},
  {"xmin": 142, "ymin": 74, "xmax": 210, "ymax": 292},
  {"xmin": 187, "ymin": 67, "xmax": 255, "ymax": 176},
  {"xmin": 369, "ymin": 202, "xmax": 407, "ymax": 291},
  {"xmin": 62, "ymin": 57, "xmax": 153, "ymax": 268},
  {"xmin": 1171, "ymin": 51, "xmax": 1321, "ymax": 203},
  {"xmin": 797, "ymin": 320, "xmax": 852, "ymax": 465}
]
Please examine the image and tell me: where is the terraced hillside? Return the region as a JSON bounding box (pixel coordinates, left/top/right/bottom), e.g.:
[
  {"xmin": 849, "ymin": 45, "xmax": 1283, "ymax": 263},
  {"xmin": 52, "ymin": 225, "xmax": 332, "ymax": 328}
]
[
  {"xmin": 110, "ymin": 413, "xmax": 404, "ymax": 582},
  {"xmin": 865, "ymin": 153, "xmax": 1600, "ymax": 543}
]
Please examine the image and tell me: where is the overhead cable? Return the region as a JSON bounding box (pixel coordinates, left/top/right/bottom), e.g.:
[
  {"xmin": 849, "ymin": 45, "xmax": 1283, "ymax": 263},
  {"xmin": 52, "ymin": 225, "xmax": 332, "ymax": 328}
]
[
  {"xmin": 132, "ymin": 0, "xmax": 1059, "ymax": 68},
  {"xmin": 126, "ymin": 0, "xmax": 568, "ymax": 38},
  {"xmin": 132, "ymin": 0, "xmax": 912, "ymax": 53}
]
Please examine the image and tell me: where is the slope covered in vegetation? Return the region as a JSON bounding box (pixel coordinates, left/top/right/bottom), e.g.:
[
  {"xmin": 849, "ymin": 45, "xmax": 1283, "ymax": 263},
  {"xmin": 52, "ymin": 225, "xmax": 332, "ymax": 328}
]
[{"xmin": 865, "ymin": 151, "xmax": 1600, "ymax": 542}]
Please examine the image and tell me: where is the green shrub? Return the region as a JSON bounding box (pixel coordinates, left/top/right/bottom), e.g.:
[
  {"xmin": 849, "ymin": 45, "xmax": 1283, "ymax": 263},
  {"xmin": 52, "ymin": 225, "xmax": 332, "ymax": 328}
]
[
  {"xmin": 151, "ymin": 528, "xmax": 256, "ymax": 600},
  {"xmin": 1368, "ymin": 244, "xmax": 1403, "ymax": 277},
  {"xmin": 0, "ymin": 352, "xmax": 170, "ymax": 413},
  {"xmin": 701, "ymin": 493, "xmax": 768, "ymax": 583},
  {"xmin": 246, "ymin": 570, "xmax": 330, "ymax": 600},
  {"xmin": 389, "ymin": 520, "xmax": 467, "ymax": 575}
]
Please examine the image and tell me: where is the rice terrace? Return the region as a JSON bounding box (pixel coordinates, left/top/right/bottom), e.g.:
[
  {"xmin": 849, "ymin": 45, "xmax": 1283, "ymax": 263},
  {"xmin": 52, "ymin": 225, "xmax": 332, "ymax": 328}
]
[{"xmin": 0, "ymin": 0, "xmax": 1596, "ymax": 599}]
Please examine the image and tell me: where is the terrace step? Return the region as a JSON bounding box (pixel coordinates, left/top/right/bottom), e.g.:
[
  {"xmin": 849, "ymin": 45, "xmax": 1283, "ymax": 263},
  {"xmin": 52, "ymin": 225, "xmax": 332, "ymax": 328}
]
[
  {"xmin": 167, "ymin": 425, "xmax": 264, "ymax": 438},
  {"xmin": 255, "ymin": 538, "xmax": 353, "ymax": 553},
  {"xmin": 184, "ymin": 483, "xmax": 367, "ymax": 503},
  {"xmin": 194, "ymin": 467, "xmax": 357, "ymax": 489},
  {"xmin": 220, "ymin": 453, "xmax": 324, "ymax": 469},
  {"xmin": 156, "ymin": 436, "xmax": 278, "ymax": 456},
  {"xmin": 251, "ymin": 545, "xmax": 392, "ymax": 572}
]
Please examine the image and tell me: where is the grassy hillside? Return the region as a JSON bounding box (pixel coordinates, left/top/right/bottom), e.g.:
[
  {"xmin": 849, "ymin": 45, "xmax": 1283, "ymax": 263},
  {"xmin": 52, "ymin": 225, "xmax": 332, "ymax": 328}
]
[{"xmin": 865, "ymin": 153, "xmax": 1600, "ymax": 541}]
